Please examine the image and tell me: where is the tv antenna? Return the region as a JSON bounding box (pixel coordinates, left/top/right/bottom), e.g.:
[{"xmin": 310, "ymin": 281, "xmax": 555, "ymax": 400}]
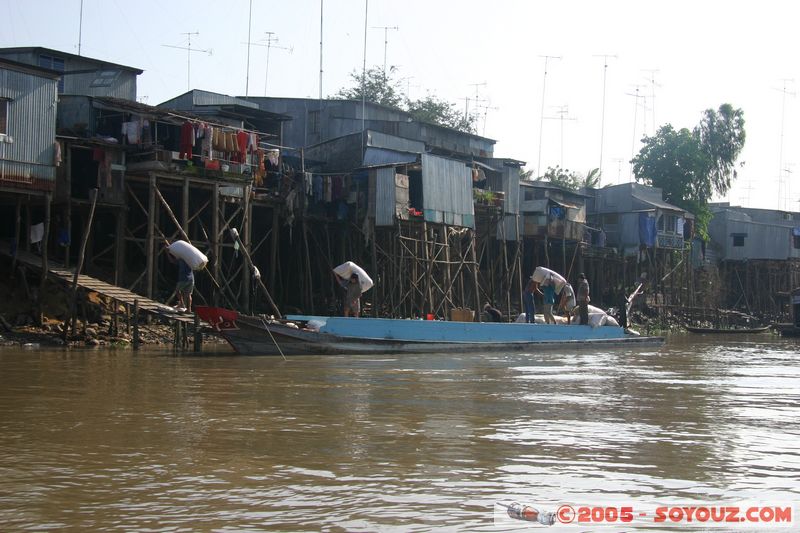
[
  {"xmin": 537, "ymin": 55, "xmax": 561, "ymax": 179},
  {"xmin": 544, "ymin": 105, "xmax": 577, "ymax": 168},
  {"xmin": 162, "ymin": 32, "xmax": 212, "ymax": 91},
  {"xmin": 371, "ymin": 25, "xmax": 398, "ymax": 75},
  {"xmin": 476, "ymin": 100, "xmax": 499, "ymax": 137},
  {"xmin": 774, "ymin": 79, "xmax": 795, "ymax": 210},
  {"xmin": 593, "ymin": 54, "xmax": 617, "ymax": 176},
  {"xmin": 247, "ymin": 32, "xmax": 293, "ymax": 96},
  {"xmin": 642, "ymin": 68, "xmax": 661, "ymax": 135},
  {"xmin": 626, "ymin": 85, "xmax": 646, "ymax": 181}
]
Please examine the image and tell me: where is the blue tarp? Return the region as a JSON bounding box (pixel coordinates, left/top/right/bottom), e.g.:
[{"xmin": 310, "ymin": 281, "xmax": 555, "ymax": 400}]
[{"xmin": 639, "ymin": 212, "xmax": 656, "ymax": 247}]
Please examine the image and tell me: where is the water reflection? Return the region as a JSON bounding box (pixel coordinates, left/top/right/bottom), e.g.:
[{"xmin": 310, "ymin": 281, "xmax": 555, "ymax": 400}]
[{"xmin": 0, "ymin": 334, "xmax": 798, "ymax": 530}]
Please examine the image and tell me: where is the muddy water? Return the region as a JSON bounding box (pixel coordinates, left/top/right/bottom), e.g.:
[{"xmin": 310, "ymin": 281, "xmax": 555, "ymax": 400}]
[{"xmin": 0, "ymin": 334, "xmax": 798, "ymax": 531}]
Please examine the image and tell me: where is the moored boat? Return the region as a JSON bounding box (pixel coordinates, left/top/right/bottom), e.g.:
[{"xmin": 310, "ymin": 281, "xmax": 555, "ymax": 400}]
[
  {"xmin": 196, "ymin": 307, "xmax": 664, "ymax": 356},
  {"xmin": 686, "ymin": 326, "xmax": 770, "ymax": 334}
]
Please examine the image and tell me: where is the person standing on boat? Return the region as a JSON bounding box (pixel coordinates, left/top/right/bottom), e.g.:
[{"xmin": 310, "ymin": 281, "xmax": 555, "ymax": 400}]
[
  {"xmin": 541, "ymin": 277, "xmax": 557, "ymax": 324},
  {"xmin": 522, "ymin": 276, "xmax": 537, "ymax": 323},
  {"xmin": 483, "ymin": 303, "xmax": 504, "ymax": 322},
  {"xmin": 557, "ymin": 282, "xmax": 576, "ymax": 324},
  {"xmin": 577, "ymin": 273, "xmax": 591, "ymax": 325},
  {"xmin": 337, "ymin": 272, "xmax": 363, "ymax": 317}
]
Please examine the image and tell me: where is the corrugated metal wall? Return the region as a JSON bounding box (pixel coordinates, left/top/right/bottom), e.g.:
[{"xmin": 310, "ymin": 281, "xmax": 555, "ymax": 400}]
[
  {"xmin": 719, "ymin": 216, "xmax": 799, "ymax": 260},
  {"xmin": 421, "ymin": 153, "xmax": 474, "ymax": 229},
  {"xmin": 0, "ymin": 66, "xmax": 56, "ymax": 189},
  {"xmin": 374, "ymin": 167, "xmax": 396, "ymax": 227}
]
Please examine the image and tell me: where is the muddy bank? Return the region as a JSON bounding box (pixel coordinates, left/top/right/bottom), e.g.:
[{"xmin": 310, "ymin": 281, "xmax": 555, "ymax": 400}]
[{"xmin": 0, "ymin": 265, "xmax": 224, "ymax": 349}]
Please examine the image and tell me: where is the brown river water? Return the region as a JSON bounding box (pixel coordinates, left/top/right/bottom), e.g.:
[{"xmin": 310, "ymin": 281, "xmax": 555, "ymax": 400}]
[{"xmin": 0, "ymin": 334, "xmax": 798, "ymax": 531}]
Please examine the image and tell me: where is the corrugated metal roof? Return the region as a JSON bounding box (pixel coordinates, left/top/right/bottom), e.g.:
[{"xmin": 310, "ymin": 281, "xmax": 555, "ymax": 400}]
[
  {"xmin": 362, "ymin": 147, "xmax": 417, "ymax": 167},
  {"xmin": 632, "ymin": 193, "xmax": 684, "ymax": 212}
]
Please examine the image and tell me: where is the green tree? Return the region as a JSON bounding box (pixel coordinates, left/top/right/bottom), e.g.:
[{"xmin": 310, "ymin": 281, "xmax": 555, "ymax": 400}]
[
  {"xmin": 333, "ymin": 66, "xmax": 476, "ymax": 133},
  {"xmin": 631, "ymin": 104, "xmax": 745, "ymax": 237},
  {"xmin": 694, "ymin": 104, "xmax": 746, "ymax": 196},
  {"xmin": 631, "ymin": 125, "xmax": 713, "ymax": 236},
  {"xmin": 334, "ymin": 66, "xmax": 404, "ymax": 108},
  {"xmin": 406, "ymin": 94, "xmax": 476, "ymax": 133},
  {"xmin": 583, "ymin": 167, "xmax": 602, "ymax": 189},
  {"xmin": 542, "ymin": 166, "xmax": 581, "ymax": 190},
  {"xmin": 542, "ymin": 166, "xmax": 600, "ymax": 191}
]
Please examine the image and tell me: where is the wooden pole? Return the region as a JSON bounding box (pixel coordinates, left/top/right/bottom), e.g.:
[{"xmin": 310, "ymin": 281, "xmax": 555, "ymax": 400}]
[
  {"xmin": 146, "ymin": 174, "xmax": 156, "ymax": 299},
  {"xmin": 229, "ymin": 228, "xmax": 282, "ymax": 317},
  {"xmin": 65, "ymin": 188, "xmax": 98, "ymax": 337},
  {"xmin": 37, "ymin": 192, "xmax": 52, "ymax": 327},
  {"xmin": 212, "ymin": 183, "xmax": 221, "ymax": 305},
  {"xmin": 470, "ymin": 229, "xmax": 481, "ymax": 321},
  {"xmin": 11, "ymin": 196, "xmax": 21, "ymax": 273},
  {"xmin": 194, "ymin": 312, "xmax": 202, "ymax": 352},
  {"xmin": 114, "ymin": 207, "xmax": 126, "ymax": 286},
  {"xmin": 132, "ymin": 299, "xmax": 140, "ymax": 350}
]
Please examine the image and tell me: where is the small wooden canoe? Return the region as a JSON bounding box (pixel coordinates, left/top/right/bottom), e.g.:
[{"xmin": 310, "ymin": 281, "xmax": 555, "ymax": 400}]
[{"xmin": 686, "ymin": 326, "xmax": 770, "ymax": 334}]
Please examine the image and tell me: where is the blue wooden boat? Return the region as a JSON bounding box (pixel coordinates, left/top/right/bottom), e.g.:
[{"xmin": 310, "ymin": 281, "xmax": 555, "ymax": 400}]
[{"xmin": 196, "ymin": 307, "xmax": 664, "ymax": 356}]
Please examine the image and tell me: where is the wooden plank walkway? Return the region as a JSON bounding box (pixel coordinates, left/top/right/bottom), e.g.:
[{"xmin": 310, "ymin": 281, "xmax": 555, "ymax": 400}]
[{"xmin": 1, "ymin": 241, "xmax": 196, "ymax": 324}]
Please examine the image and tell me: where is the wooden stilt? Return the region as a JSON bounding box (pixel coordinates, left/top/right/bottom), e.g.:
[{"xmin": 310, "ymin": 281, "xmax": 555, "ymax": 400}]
[
  {"xmin": 38, "ymin": 192, "xmax": 51, "ymax": 327},
  {"xmin": 146, "ymin": 174, "xmax": 156, "ymax": 299},
  {"xmin": 132, "ymin": 299, "xmax": 140, "ymax": 350},
  {"xmin": 66, "ymin": 188, "xmax": 98, "ymax": 337}
]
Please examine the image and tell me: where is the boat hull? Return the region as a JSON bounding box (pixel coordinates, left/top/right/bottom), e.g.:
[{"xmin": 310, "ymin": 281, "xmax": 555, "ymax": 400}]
[
  {"xmin": 686, "ymin": 326, "xmax": 770, "ymax": 334},
  {"xmin": 217, "ymin": 315, "xmax": 664, "ymax": 356}
]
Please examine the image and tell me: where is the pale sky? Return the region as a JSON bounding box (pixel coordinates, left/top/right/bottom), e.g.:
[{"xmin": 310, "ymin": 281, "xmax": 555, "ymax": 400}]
[{"xmin": 3, "ymin": 0, "xmax": 799, "ymax": 211}]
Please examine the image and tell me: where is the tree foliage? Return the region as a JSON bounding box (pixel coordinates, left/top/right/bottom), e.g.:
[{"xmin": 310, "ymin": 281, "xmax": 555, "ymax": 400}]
[
  {"xmin": 333, "ymin": 66, "xmax": 475, "ymax": 133},
  {"xmin": 406, "ymin": 94, "xmax": 476, "ymax": 133},
  {"xmin": 541, "ymin": 166, "xmax": 602, "ymax": 191},
  {"xmin": 694, "ymin": 104, "xmax": 746, "ymax": 196},
  {"xmin": 334, "ymin": 66, "xmax": 404, "ymax": 108},
  {"xmin": 631, "ymin": 104, "xmax": 745, "ymax": 238}
]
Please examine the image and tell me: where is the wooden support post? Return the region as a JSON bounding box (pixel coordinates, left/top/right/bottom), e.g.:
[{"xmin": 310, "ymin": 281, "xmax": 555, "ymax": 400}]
[
  {"xmin": 12, "ymin": 196, "xmax": 21, "ymax": 273},
  {"xmin": 302, "ymin": 217, "xmax": 314, "ymax": 314},
  {"xmin": 182, "ymin": 176, "xmax": 190, "ymax": 235},
  {"xmin": 132, "ymin": 299, "xmax": 140, "ymax": 350},
  {"xmin": 371, "ymin": 220, "xmax": 378, "ymax": 318},
  {"xmin": 269, "ymin": 206, "xmax": 279, "ymax": 296},
  {"xmin": 146, "ymin": 174, "xmax": 156, "ymax": 299},
  {"xmin": 444, "ymin": 228, "xmax": 452, "ymax": 321},
  {"xmin": 114, "ymin": 207, "xmax": 126, "ymax": 286},
  {"xmin": 212, "ymin": 183, "xmax": 220, "ymax": 305},
  {"xmin": 38, "ymin": 192, "xmax": 52, "ymax": 327},
  {"xmin": 470, "ymin": 229, "xmax": 481, "ymax": 321},
  {"xmin": 241, "ymin": 185, "xmax": 252, "ymax": 312},
  {"xmin": 25, "ymin": 201, "xmax": 31, "ymax": 252},
  {"xmin": 65, "ymin": 189, "xmax": 98, "ymax": 337},
  {"xmin": 194, "ymin": 312, "xmax": 202, "ymax": 352}
]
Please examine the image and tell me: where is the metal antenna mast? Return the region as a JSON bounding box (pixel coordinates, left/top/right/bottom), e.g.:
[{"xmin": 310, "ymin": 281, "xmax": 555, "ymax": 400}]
[
  {"xmin": 245, "ymin": 0, "xmax": 253, "ymax": 96},
  {"xmin": 537, "ymin": 55, "xmax": 561, "ymax": 179},
  {"xmin": 78, "ymin": 0, "xmax": 84, "ymax": 56},
  {"xmin": 477, "ymin": 101, "xmax": 499, "ymax": 137},
  {"xmin": 643, "ymin": 69, "xmax": 660, "ymax": 135},
  {"xmin": 625, "ymin": 85, "xmax": 645, "ymax": 181},
  {"xmin": 248, "ymin": 32, "xmax": 293, "ymax": 96},
  {"xmin": 594, "ymin": 54, "xmax": 616, "ymax": 178},
  {"xmin": 543, "ymin": 105, "xmax": 577, "ymax": 169},
  {"xmin": 371, "ymin": 25, "xmax": 399, "ymax": 75},
  {"xmin": 162, "ymin": 32, "xmax": 212, "ymax": 91},
  {"xmin": 319, "ymin": 0, "xmax": 324, "ymax": 102},
  {"xmin": 776, "ymin": 79, "xmax": 795, "ymax": 210}
]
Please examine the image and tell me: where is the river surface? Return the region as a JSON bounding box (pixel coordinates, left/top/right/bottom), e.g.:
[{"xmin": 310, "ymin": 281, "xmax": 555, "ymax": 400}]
[{"xmin": 0, "ymin": 334, "xmax": 798, "ymax": 531}]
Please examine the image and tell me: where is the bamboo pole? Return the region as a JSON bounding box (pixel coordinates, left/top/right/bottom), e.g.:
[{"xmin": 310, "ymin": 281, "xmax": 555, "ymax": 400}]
[{"xmin": 65, "ymin": 188, "xmax": 98, "ymax": 337}]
